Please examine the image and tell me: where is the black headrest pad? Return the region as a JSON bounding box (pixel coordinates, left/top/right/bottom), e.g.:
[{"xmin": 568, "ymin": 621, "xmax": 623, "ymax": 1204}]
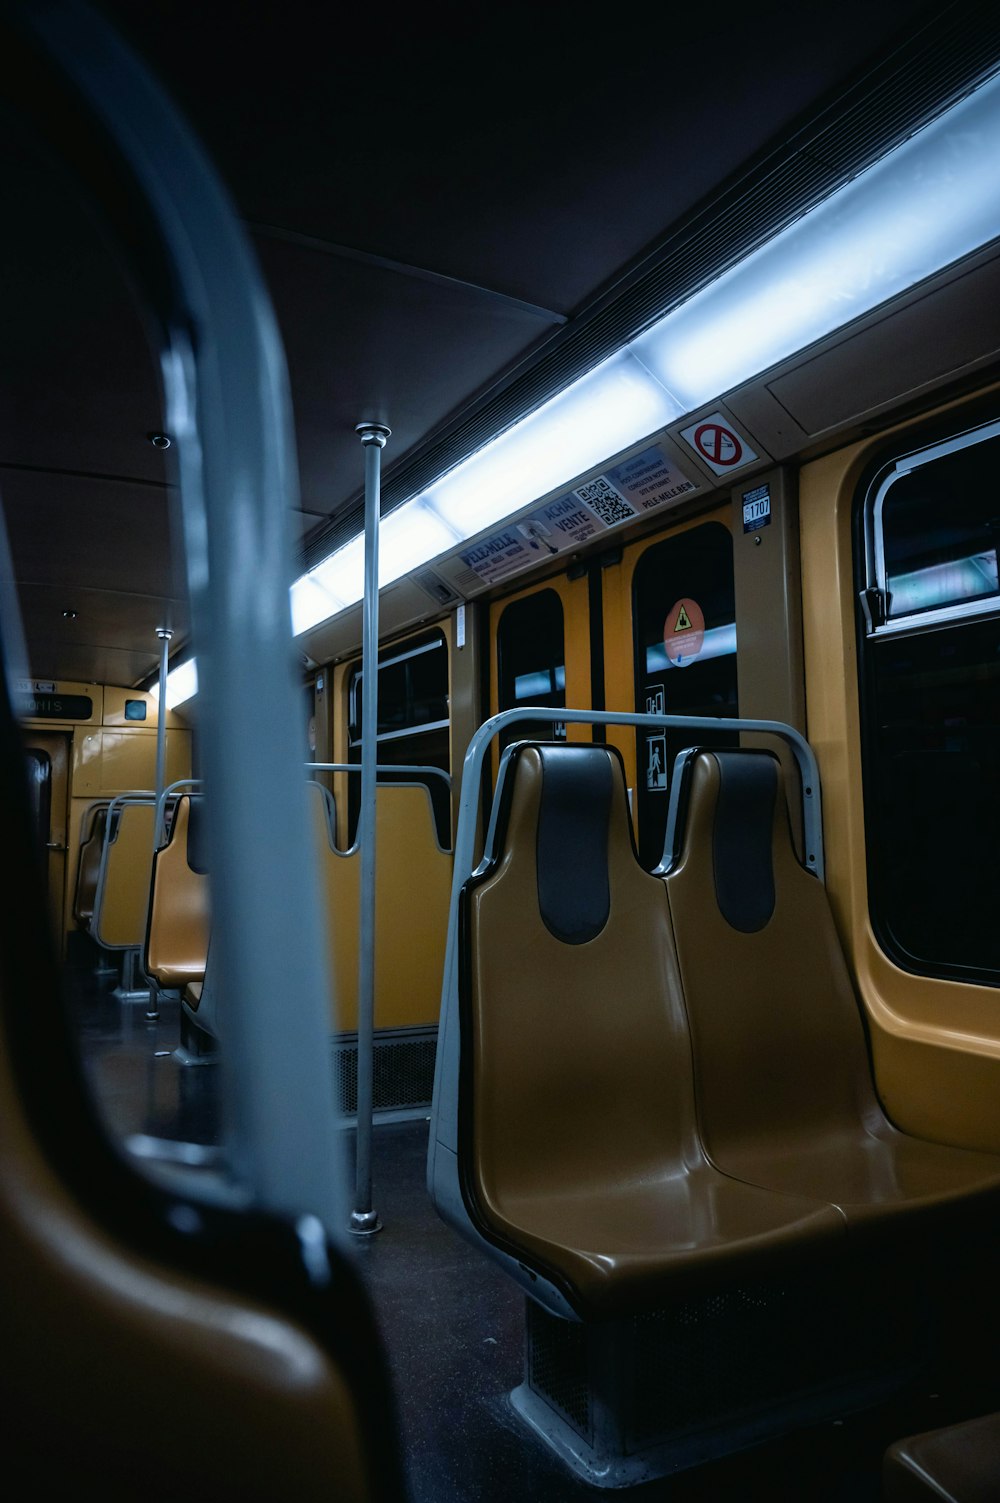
[
  {"xmin": 535, "ymin": 745, "xmax": 612, "ymax": 945},
  {"xmin": 186, "ymin": 796, "xmax": 209, "ymax": 875},
  {"xmin": 712, "ymin": 752, "xmax": 776, "ymax": 933}
]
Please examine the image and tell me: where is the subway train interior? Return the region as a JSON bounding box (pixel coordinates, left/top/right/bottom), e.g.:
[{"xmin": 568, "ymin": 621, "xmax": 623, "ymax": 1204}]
[{"xmin": 6, "ymin": 0, "xmax": 1000, "ymax": 1497}]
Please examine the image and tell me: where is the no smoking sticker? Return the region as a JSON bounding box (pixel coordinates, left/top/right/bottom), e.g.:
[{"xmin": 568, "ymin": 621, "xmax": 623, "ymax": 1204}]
[{"xmin": 679, "ymin": 412, "xmax": 758, "ymax": 476}]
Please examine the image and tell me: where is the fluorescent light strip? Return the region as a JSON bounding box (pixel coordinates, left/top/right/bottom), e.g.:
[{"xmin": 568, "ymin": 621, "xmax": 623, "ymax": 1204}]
[
  {"xmin": 633, "ymin": 71, "xmax": 1000, "ymax": 408},
  {"xmin": 290, "ymin": 351, "xmax": 682, "ymax": 636},
  {"xmin": 149, "ymin": 656, "xmax": 198, "ymax": 709},
  {"xmin": 165, "ymin": 68, "xmax": 1000, "ymax": 673}
]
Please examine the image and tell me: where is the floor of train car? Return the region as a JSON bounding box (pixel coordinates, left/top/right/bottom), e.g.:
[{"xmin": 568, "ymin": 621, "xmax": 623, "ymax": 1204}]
[{"xmin": 64, "ymin": 948, "xmax": 996, "ymax": 1503}]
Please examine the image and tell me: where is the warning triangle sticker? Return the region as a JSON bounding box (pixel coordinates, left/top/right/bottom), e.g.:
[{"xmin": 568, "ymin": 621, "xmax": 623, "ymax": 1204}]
[{"xmin": 673, "ymin": 604, "xmax": 692, "ymax": 632}]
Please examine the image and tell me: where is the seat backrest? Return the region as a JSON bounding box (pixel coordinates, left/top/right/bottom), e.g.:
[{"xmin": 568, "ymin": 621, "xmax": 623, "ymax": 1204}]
[
  {"xmin": 92, "ymin": 799, "xmax": 157, "ymax": 950},
  {"xmin": 664, "ymin": 750, "xmax": 879, "ymax": 1159},
  {"xmin": 464, "ymin": 742, "xmax": 699, "ymax": 1214},
  {"xmin": 0, "ymin": 740, "xmax": 401, "ymax": 1503},
  {"xmin": 73, "ymin": 804, "xmax": 109, "ymax": 928},
  {"xmin": 145, "ymin": 794, "xmax": 211, "ymax": 988},
  {"xmin": 311, "ymin": 781, "xmax": 450, "ymax": 1032}
]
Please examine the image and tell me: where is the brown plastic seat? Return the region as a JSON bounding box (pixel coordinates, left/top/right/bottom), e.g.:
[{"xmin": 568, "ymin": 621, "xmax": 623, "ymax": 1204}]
[
  {"xmin": 883, "ymin": 1411, "xmax": 1000, "ymax": 1501},
  {"xmin": 460, "ymin": 742, "xmax": 842, "ymax": 1318},
  {"xmin": 144, "ymin": 794, "xmax": 210, "ymax": 989},
  {"xmin": 0, "ymin": 692, "xmax": 402, "ymax": 1501},
  {"xmin": 664, "ymin": 750, "xmax": 1000, "ymax": 1233}
]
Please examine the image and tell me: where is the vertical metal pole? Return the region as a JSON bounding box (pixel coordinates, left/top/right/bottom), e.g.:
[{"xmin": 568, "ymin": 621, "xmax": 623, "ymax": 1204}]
[
  {"xmin": 154, "ymin": 627, "xmax": 172, "ymax": 804},
  {"xmin": 350, "ymin": 421, "xmax": 390, "ymax": 1236},
  {"xmin": 147, "ymin": 627, "xmax": 173, "ymax": 1021}
]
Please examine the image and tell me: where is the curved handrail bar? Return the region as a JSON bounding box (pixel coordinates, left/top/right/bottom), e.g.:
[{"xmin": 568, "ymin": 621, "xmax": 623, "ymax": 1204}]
[
  {"xmin": 155, "ymin": 778, "xmax": 204, "ymax": 843},
  {"xmin": 306, "ymin": 763, "xmax": 453, "ymax": 857},
  {"xmin": 306, "ymin": 762, "xmax": 452, "ymax": 789},
  {"xmin": 456, "ymin": 708, "xmax": 822, "ymax": 889},
  {"xmin": 21, "ymin": 1, "xmax": 343, "ymax": 1232}
]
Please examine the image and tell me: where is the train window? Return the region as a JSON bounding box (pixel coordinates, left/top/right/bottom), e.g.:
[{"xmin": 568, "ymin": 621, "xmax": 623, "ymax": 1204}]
[
  {"xmin": 496, "ymin": 588, "xmax": 566, "ymax": 749},
  {"xmin": 865, "ymin": 422, "xmax": 1000, "ymax": 629},
  {"xmin": 859, "ymin": 418, "xmax": 1000, "ymax": 983},
  {"xmin": 347, "ymin": 629, "xmax": 450, "ymax": 846},
  {"xmin": 632, "ymin": 522, "xmax": 739, "ymax": 869}
]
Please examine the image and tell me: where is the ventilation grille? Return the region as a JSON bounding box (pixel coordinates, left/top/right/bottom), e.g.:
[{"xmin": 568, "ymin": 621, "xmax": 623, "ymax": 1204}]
[
  {"xmin": 334, "ymin": 1029, "xmax": 437, "ymax": 1116},
  {"xmin": 634, "ymin": 1262, "xmax": 924, "ymax": 1447},
  {"xmin": 435, "ymin": 560, "xmax": 485, "ymax": 598},
  {"xmin": 526, "ymin": 1257, "xmax": 924, "ymax": 1455},
  {"xmin": 526, "ymin": 1301, "xmax": 592, "ymax": 1440},
  {"xmin": 413, "ymin": 568, "xmax": 460, "ymax": 607},
  {"xmin": 300, "ymin": 6, "xmax": 1000, "ymax": 575}
]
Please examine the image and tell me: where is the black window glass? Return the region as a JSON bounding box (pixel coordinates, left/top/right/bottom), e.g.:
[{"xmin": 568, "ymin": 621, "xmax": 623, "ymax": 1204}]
[
  {"xmin": 347, "ymin": 631, "xmax": 450, "ymax": 847},
  {"xmin": 863, "ymin": 615, "xmax": 1000, "ymax": 980},
  {"xmin": 496, "ymin": 589, "xmax": 566, "ymax": 750},
  {"xmin": 348, "ymin": 633, "xmax": 448, "ymax": 743},
  {"xmin": 633, "ymin": 523, "xmax": 738, "ymax": 869},
  {"xmin": 124, "ymin": 699, "xmax": 147, "ymax": 721},
  {"xmin": 882, "ymin": 434, "xmax": 1000, "ymax": 620}
]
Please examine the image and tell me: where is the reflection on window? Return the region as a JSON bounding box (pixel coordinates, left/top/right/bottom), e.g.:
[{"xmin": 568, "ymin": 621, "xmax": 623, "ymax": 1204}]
[
  {"xmin": 645, "ymin": 622, "xmax": 738, "ymax": 674},
  {"xmin": 514, "ymin": 666, "xmax": 566, "ymax": 699},
  {"xmin": 876, "ymin": 426, "xmax": 1000, "ymax": 624},
  {"xmin": 497, "ymin": 589, "xmax": 566, "ymax": 748},
  {"xmin": 889, "ymin": 552, "xmax": 998, "ymax": 617},
  {"xmin": 633, "ymin": 523, "xmax": 738, "ymax": 869}
]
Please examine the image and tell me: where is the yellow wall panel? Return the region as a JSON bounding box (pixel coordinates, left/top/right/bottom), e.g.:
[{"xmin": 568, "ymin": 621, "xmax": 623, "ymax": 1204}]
[
  {"xmin": 311, "ymin": 782, "xmax": 451, "ymax": 1032},
  {"xmin": 799, "ymin": 407, "xmax": 1000, "ymax": 1153}
]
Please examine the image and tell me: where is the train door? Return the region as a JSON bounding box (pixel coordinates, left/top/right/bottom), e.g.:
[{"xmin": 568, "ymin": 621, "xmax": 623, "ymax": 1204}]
[
  {"xmin": 489, "ymin": 571, "xmax": 592, "ymax": 755},
  {"xmin": 602, "ymin": 506, "xmax": 739, "ymax": 867},
  {"xmin": 21, "ymin": 730, "xmax": 70, "ymax": 952}
]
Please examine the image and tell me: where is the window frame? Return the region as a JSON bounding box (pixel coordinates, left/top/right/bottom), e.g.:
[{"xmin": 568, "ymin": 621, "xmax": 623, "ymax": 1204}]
[
  {"xmin": 855, "ymin": 408, "xmax": 1000, "ymax": 989},
  {"xmin": 860, "ymin": 413, "xmax": 1000, "ymax": 638}
]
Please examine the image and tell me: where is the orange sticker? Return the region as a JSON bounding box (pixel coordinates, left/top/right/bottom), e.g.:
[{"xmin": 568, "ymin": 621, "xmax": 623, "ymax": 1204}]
[{"xmin": 664, "ymin": 597, "xmax": 705, "ymax": 667}]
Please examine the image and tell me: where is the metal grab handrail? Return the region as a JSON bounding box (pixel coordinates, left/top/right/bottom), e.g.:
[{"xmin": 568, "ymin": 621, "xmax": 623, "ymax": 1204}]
[
  {"xmin": 305, "ymin": 761, "xmax": 452, "ymax": 788},
  {"xmin": 155, "ymin": 778, "xmax": 204, "ymax": 844},
  {"xmin": 455, "ymin": 708, "xmax": 822, "ymax": 888},
  {"xmin": 23, "ymin": 0, "xmax": 344, "ymax": 1233}
]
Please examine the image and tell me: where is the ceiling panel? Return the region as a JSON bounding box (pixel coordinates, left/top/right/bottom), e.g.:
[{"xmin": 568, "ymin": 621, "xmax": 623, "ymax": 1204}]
[
  {"xmin": 99, "ymin": 1, "xmax": 927, "ymax": 314},
  {"xmin": 16, "ymin": 581, "xmax": 188, "ymax": 686},
  {"xmin": 256, "ymin": 231, "xmax": 561, "ymax": 522}
]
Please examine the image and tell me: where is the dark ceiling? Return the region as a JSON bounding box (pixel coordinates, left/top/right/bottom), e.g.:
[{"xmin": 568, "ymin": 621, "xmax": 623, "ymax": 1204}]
[{"xmin": 0, "ymin": 0, "xmax": 949, "ymax": 684}]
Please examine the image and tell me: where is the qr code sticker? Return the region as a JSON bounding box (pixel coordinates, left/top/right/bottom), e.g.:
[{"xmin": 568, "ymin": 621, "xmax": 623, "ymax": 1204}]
[{"xmin": 575, "ymin": 476, "xmax": 636, "ymax": 527}]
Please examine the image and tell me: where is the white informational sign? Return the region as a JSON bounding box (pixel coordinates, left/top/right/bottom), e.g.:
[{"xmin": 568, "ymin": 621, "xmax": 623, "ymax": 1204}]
[
  {"xmin": 460, "ymin": 527, "xmax": 544, "ymax": 585},
  {"xmin": 460, "ymin": 445, "xmax": 699, "ymax": 586},
  {"xmin": 679, "ymin": 413, "xmax": 758, "ymax": 476},
  {"xmin": 605, "ymin": 447, "xmax": 697, "ymax": 513},
  {"xmin": 742, "ymin": 482, "xmax": 772, "ymax": 533}
]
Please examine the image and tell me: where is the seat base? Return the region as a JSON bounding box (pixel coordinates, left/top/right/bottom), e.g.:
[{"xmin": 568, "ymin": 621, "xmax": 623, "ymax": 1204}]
[
  {"xmin": 174, "ymin": 1004, "xmax": 219, "ymax": 1067},
  {"xmin": 511, "ymin": 1257, "xmax": 927, "ymax": 1488}
]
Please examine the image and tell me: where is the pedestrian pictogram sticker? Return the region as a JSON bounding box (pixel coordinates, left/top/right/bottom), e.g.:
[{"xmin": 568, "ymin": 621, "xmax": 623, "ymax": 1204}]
[
  {"xmin": 679, "ymin": 412, "xmax": 758, "ymax": 476},
  {"xmin": 665, "ymin": 597, "xmax": 705, "ymax": 667},
  {"xmin": 646, "ymin": 733, "xmax": 667, "ymax": 793}
]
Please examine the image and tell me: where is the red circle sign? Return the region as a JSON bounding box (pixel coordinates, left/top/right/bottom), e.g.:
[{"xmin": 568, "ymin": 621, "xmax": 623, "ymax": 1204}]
[
  {"xmin": 693, "ymin": 422, "xmax": 743, "ymax": 467},
  {"xmin": 664, "ymin": 597, "xmax": 705, "ymax": 667}
]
